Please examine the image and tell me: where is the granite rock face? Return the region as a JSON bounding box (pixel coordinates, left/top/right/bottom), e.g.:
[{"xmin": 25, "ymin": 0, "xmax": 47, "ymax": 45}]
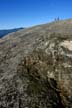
[
  {"xmin": 0, "ymin": 49, "xmax": 66, "ymax": 108},
  {"xmin": 0, "ymin": 20, "xmax": 72, "ymax": 108}
]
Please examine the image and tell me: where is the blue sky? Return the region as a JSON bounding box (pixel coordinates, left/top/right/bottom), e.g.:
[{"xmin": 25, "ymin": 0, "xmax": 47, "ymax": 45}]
[{"xmin": 0, "ymin": 0, "xmax": 72, "ymax": 29}]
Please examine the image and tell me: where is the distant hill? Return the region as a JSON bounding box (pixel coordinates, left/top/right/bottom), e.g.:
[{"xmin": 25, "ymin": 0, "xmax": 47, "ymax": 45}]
[{"xmin": 0, "ymin": 27, "xmax": 24, "ymax": 38}]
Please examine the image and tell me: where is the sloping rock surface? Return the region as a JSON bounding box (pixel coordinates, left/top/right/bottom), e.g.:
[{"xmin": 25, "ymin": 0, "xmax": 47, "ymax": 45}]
[{"xmin": 0, "ymin": 19, "xmax": 72, "ymax": 107}]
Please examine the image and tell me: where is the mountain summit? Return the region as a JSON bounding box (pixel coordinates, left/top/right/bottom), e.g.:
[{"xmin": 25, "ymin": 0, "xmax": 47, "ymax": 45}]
[{"xmin": 0, "ymin": 19, "xmax": 72, "ymax": 108}]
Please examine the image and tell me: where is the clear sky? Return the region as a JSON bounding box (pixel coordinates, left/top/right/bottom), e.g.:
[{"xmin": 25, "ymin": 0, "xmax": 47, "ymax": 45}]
[{"xmin": 0, "ymin": 0, "xmax": 72, "ymax": 29}]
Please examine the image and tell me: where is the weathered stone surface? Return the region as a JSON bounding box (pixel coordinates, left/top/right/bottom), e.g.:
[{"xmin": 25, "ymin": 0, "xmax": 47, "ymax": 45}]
[{"xmin": 0, "ymin": 20, "xmax": 72, "ymax": 107}]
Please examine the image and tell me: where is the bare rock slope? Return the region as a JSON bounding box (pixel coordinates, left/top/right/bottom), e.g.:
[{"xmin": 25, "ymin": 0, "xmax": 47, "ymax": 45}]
[{"xmin": 0, "ymin": 19, "xmax": 72, "ymax": 108}]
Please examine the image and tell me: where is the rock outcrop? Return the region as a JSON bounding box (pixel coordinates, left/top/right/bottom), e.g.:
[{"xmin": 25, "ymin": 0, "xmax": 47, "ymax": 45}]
[{"xmin": 0, "ymin": 20, "xmax": 72, "ymax": 107}]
